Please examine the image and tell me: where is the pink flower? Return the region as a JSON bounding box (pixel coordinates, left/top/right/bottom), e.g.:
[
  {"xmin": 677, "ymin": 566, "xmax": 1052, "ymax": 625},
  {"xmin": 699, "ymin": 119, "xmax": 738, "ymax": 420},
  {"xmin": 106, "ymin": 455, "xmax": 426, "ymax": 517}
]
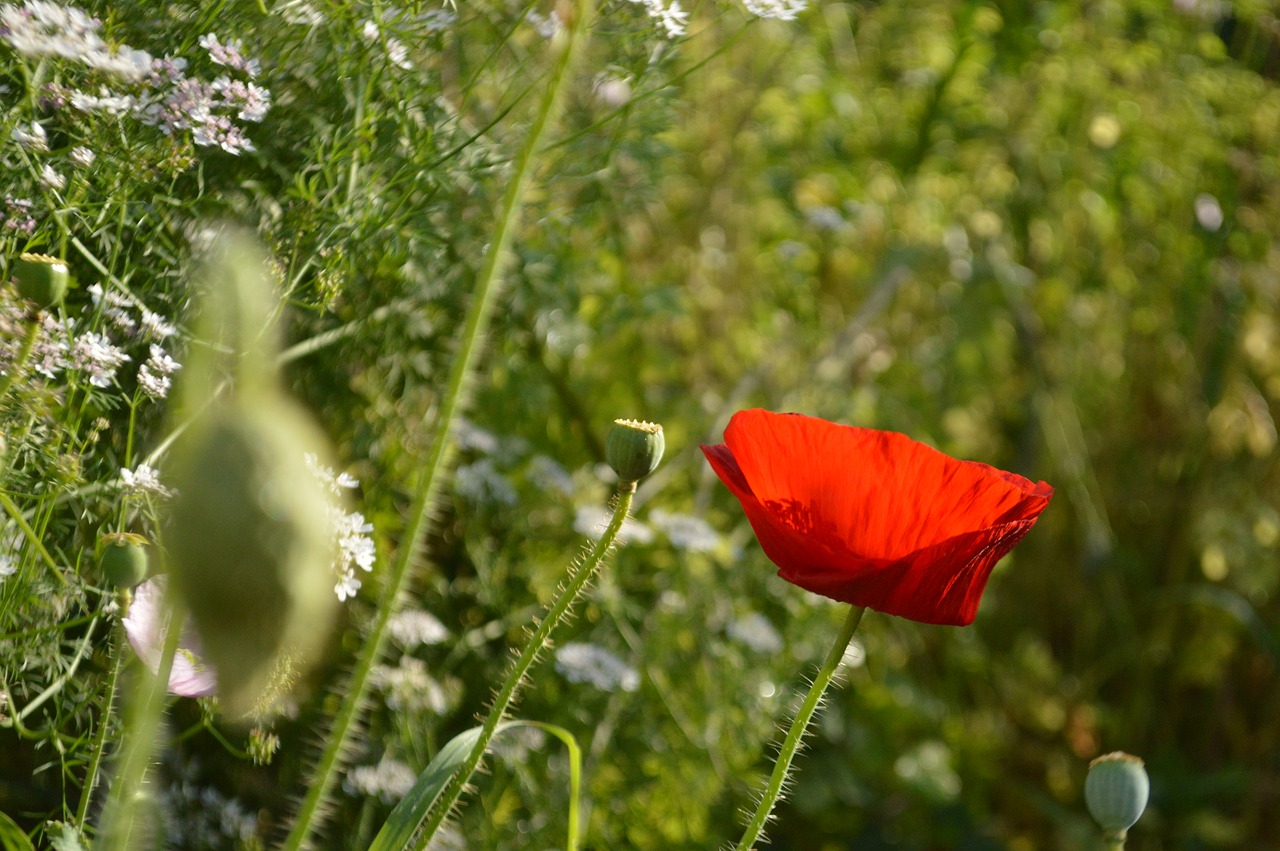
[{"xmin": 122, "ymin": 576, "xmax": 217, "ymax": 696}]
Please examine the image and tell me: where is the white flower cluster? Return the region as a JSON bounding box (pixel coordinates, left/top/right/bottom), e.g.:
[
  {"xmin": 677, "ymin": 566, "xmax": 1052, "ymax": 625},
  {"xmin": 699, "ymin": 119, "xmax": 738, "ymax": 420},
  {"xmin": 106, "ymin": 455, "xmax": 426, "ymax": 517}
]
[
  {"xmin": 740, "ymin": 0, "xmax": 808, "ymax": 20},
  {"xmin": 344, "ymin": 757, "xmax": 417, "ymax": 803},
  {"xmin": 625, "ymin": 0, "xmax": 688, "ymax": 38},
  {"xmin": 726, "ymin": 612, "xmax": 783, "ymax": 654},
  {"xmin": 1, "ymin": 2, "xmax": 271, "ymax": 156},
  {"xmin": 369, "ymin": 657, "xmax": 450, "ymax": 713},
  {"xmin": 387, "ymin": 608, "xmax": 450, "ymax": 648},
  {"xmin": 0, "ymin": 1, "xmax": 152, "ymax": 80},
  {"xmin": 3, "ymin": 197, "xmax": 35, "ymax": 233},
  {"xmin": 304, "ymin": 453, "xmax": 377, "ymax": 602},
  {"xmin": 649, "ymin": 509, "xmax": 721, "ymax": 553},
  {"xmin": 71, "ymin": 331, "xmax": 129, "ymax": 387},
  {"xmin": 137, "ymin": 343, "xmax": 181, "ymax": 399},
  {"xmin": 361, "ymin": 18, "xmax": 412, "ymax": 71},
  {"xmin": 555, "ymin": 642, "xmax": 640, "ymax": 692},
  {"xmin": 119, "ymin": 463, "xmax": 173, "ymax": 499}
]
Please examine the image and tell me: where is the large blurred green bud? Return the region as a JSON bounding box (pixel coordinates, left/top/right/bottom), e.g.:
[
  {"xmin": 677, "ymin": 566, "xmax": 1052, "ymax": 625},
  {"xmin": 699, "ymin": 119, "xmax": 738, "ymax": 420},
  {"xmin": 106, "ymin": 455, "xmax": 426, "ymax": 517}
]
[
  {"xmin": 163, "ymin": 230, "xmax": 338, "ymax": 718},
  {"xmin": 1085, "ymin": 752, "xmax": 1149, "ymax": 836},
  {"xmin": 606, "ymin": 419, "xmax": 664, "ymax": 487},
  {"xmin": 12, "ymin": 253, "xmax": 69, "ymax": 309}
]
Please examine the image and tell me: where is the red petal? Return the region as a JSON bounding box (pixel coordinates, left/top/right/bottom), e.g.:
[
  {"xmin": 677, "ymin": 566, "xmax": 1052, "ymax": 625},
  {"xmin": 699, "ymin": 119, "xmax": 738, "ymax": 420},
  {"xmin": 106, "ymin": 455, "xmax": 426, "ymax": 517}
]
[{"xmin": 702, "ymin": 409, "xmax": 1053, "ymax": 626}]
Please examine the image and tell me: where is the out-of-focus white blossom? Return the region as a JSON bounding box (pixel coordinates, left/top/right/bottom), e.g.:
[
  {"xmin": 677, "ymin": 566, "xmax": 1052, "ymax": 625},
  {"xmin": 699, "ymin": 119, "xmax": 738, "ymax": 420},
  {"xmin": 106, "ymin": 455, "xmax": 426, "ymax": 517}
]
[
  {"xmin": 555, "ymin": 642, "xmax": 640, "ymax": 692},
  {"xmin": 119, "ymin": 463, "xmax": 173, "ymax": 498},
  {"xmin": 12, "ymin": 121, "xmax": 48, "ymax": 151}
]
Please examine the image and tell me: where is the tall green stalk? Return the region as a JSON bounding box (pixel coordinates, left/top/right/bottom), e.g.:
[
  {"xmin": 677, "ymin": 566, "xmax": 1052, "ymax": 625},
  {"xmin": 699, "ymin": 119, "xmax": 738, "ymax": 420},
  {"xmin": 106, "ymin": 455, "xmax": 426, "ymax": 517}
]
[
  {"xmin": 280, "ymin": 0, "xmax": 596, "ymax": 845},
  {"xmin": 734, "ymin": 606, "xmax": 866, "ymax": 851}
]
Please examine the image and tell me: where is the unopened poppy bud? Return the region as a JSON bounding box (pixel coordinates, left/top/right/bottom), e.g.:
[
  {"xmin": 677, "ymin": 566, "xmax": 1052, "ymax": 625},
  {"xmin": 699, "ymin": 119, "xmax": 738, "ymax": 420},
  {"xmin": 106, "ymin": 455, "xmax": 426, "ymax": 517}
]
[
  {"xmin": 606, "ymin": 419, "xmax": 664, "ymax": 485},
  {"xmin": 11, "ymin": 253, "xmax": 69, "ymax": 309},
  {"xmin": 1085, "ymin": 751, "xmax": 1149, "ymax": 834},
  {"xmin": 98, "ymin": 532, "xmax": 150, "ymax": 589},
  {"xmin": 165, "ymin": 397, "xmax": 337, "ymax": 717}
]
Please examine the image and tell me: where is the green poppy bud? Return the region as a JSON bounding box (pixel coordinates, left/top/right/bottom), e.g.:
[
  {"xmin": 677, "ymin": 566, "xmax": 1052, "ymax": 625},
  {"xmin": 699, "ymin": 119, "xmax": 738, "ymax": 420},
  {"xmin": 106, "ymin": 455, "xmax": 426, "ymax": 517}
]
[
  {"xmin": 164, "ymin": 397, "xmax": 337, "ymax": 718},
  {"xmin": 606, "ymin": 419, "xmax": 664, "ymax": 486},
  {"xmin": 98, "ymin": 532, "xmax": 150, "ymax": 589},
  {"xmin": 1085, "ymin": 751, "xmax": 1149, "ymax": 834},
  {"xmin": 12, "ymin": 253, "xmax": 69, "ymax": 309}
]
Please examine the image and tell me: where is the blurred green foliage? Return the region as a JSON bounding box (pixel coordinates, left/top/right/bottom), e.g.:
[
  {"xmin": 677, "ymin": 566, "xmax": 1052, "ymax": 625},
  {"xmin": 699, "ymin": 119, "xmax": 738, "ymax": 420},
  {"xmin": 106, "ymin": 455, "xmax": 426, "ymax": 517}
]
[{"xmin": 2, "ymin": 0, "xmax": 1278, "ymax": 848}]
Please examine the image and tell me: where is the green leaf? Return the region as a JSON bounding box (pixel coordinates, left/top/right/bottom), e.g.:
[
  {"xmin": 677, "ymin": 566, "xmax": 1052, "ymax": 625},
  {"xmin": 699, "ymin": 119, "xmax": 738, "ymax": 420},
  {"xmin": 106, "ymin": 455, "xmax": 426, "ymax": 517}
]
[
  {"xmin": 370, "ymin": 720, "xmax": 582, "ymax": 851},
  {"xmin": 0, "ymin": 812, "xmax": 35, "ymax": 851}
]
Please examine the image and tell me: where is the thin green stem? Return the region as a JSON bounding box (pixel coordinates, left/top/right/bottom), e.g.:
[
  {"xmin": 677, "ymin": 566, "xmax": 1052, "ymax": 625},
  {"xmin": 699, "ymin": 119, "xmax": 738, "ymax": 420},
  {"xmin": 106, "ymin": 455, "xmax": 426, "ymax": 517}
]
[
  {"xmin": 76, "ymin": 614, "xmax": 126, "ymax": 828},
  {"xmin": 413, "ymin": 485, "xmax": 635, "ymax": 850},
  {"xmin": 279, "ymin": 0, "xmax": 594, "ymax": 844},
  {"xmin": 0, "ymin": 314, "xmax": 41, "ymax": 405},
  {"xmin": 97, "ymin": 595, "xmax": 184, "ymax": 851},
  {"xmin": 734, "ymin": 606, "xmax": 866, "ymax": 851}
]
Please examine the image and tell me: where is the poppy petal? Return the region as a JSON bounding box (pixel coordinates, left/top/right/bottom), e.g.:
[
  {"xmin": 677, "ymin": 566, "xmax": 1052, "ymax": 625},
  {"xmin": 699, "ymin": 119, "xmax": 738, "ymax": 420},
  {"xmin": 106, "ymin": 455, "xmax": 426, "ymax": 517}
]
[{"xmin": 702, "ymin": 409, "xmax": 1053, "ymax": 626}]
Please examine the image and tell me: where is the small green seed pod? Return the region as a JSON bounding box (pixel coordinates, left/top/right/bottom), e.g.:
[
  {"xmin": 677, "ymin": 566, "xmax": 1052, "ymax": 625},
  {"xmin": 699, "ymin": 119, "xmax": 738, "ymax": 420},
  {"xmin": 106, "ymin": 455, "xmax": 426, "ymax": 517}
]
[
  {"xmin": 12, "ymin": 253, "xmax": 69, "ymax": 309},
  {"xmin": 1085, "ymin": 751, "xmax": 1149, "ymax": 834},
  {"xmin": 164, "ymin": 397, "xmax": 338, "ymax": 718},
  {"xmin": 606, "ymin": 419, "xmax": 664, "ymax": 485},
  {"xmin": 98, "ymin": 532, "xmax": 150, "ymax": 589}
]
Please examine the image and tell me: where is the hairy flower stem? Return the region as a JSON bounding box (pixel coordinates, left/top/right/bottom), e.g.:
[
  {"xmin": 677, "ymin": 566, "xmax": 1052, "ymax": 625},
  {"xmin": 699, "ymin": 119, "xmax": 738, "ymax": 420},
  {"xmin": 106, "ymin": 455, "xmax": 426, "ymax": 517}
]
[
  {"xmin": 97, "ymin": 596, "xmax": 184, "ymax": 851},
  {"xmin": 734, "ymin": 605, "xmax": 866, "ymax": 851},
  {"xmin": 413, "ymin": 484, "xmax": 635, "ymax": 850},
  {"xmin": 0, "ymin": 314, "xmax": 41, "ymax": 405},
  {"xmin": 279, "ymin": 0, "xmax": 595, "ymax": 844},
  {"xmin": 76, "ymin": 616, "xmax": 126, "ymax": 828}
]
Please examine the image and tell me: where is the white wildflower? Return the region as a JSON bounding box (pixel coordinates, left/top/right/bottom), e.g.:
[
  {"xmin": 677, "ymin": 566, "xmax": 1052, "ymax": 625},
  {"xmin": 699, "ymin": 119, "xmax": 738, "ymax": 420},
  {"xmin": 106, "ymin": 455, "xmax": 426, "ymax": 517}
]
[
  {"xmin": 39, "ymin": 163, "xmax": 65, "ymax": 190},
  {"xmin": 1195, "ymin": 193, "xmax": 1224, "ymax": 232},
  {"xmin": 70, "ymin": 145, "xmax": 96, "ymax": 166},
  {"xmin": 198, "ymin": 33, "xmax": 261, "ymax": 77},
  {"xmin": 455, "ymin": 459, "xmax": 517, "ymax": 506},
  {"xmin": 726, "ymin": 612, "xmax": 783, "ymax": 654},
  {"xmin": 344, "ymin": 758, "xmax": 416, "ymax": 803},
  {"xmin": 1, "ymin": 2, "xmax": 152, "ymax": 81},
  {"xmin": 72, "ymin": 331, "xmax": 130, "ymax": 387},
  {"xmin": 140, "ymin": 308, "xmax": 177, "ymax": 338},
  {"xmin": 137, "ymin": 344, "xmax": 181, "ymax": 399},
  {"xmin": 741, "ymin": 0, "xmax": 807, "ymax": 20},
  {"xmin": 0, "ymin": 554, "xmax": 17, "ymax": 582},
  {"xmin": 120, "ymin": 463, "xmax": 173, "ymax": 498},
  {"xmin": 87, "ymin": 283, "xmax": 137, "ymax": 335},
  {"xmin": 627, "ymin": 0, "xmax": 686, "ymax": 37},
  {"xmin": 525, "ymin": 9, "xmax": 561, "ymax": 38},
  {"xmin": 12, "ymin": 121, "xmax": 48, "ymax": 151},
  {"xmin": 70, "ymin": 89, "xmax": 137, "ymax": 115},
  {"xmin": 555, "ymin": 643, "xmax": 640, "ymax": 692},
  {"xmin": 369, "ymin": 657, "xmax": 450, "ymax": 713},
  {"xmin": 387, "ymin": 609, "xmax": 450, "ymax": 648},
  {"xmin": 361, "ymin": 19, "xmax": 412, "ymax": 70},
  {"xmin": 305, "ymin": 454, "xmax": 377, "ymax": 601},
  {"xmin": 649, "ymin": 509, "xmax": 720, "ymax": 553}
]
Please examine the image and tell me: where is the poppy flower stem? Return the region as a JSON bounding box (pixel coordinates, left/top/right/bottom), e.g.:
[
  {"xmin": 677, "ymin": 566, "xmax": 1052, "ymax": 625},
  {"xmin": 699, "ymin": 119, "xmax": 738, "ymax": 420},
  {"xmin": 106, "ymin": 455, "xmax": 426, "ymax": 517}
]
[
  {"xmin": 412, "ymin": 483, "xmax": 635, "ymax": 849},
  {"xmin": 734, "ymin": 604, "xmax": 866, "ymax": 851}
]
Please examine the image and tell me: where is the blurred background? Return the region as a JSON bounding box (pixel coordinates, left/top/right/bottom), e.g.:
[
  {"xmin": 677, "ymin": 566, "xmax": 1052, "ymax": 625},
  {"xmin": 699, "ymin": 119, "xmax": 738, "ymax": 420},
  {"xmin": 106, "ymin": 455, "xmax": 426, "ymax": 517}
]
[{"xmin": 3, "ymin": 0, "xmax": 1278, "ymax": 848}]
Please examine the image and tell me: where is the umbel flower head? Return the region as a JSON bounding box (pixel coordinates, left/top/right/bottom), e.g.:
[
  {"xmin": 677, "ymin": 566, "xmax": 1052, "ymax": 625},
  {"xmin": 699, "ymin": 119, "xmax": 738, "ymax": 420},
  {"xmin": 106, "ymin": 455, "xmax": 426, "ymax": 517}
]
[{"xmin": 701, "ymin": 409, "xmax": 1053, "ymax": 626}]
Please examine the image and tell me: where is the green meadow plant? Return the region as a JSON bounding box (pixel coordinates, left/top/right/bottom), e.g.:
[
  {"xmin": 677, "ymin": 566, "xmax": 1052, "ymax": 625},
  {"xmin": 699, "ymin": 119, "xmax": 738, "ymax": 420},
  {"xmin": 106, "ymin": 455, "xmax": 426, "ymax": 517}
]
[{"xmin": 2, "ymin": 1, "xmax": 1279, "ymax": 849}]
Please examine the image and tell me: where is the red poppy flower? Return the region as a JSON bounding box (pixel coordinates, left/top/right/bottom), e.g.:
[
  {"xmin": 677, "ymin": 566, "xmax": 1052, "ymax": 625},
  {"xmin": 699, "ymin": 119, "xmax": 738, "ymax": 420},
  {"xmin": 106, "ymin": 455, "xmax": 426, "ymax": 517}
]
[{"xmin": 701, "ymin": 409, "xmax": 1053, "ymax": 626}]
